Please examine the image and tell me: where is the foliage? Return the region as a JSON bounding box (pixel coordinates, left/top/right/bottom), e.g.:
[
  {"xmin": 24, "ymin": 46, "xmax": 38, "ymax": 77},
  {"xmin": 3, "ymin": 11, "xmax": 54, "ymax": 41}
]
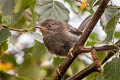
[{"xmin": 0, "ymin": 0, "xmax": 120, "ymax": 80}]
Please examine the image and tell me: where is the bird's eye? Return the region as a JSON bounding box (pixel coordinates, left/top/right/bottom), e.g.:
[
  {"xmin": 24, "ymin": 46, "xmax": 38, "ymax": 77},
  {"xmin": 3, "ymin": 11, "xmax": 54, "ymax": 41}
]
[
  {"xmin": 51, "ymin": 23, "xmax": 54, "ymax": 25},
  {"xmin": 47, "ymin": 24, "xmax": 51, "ymax": 28},
  {"xmin": 48, "ymin": 23, "xmax": 55, "ymax": 28}
]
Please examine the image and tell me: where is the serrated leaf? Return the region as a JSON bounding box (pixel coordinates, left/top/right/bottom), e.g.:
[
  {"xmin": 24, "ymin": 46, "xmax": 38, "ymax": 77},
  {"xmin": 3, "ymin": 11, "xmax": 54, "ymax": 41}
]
[
  {"xmin": 103, "ymin": 58, "xmax": 120, "ymax": 80},
  {"xmin": 0, "ymin": 29, "xmax": 11, "ymax": 43},
  {"xmin": 105, "ymin": 13, "xmax": 120, "ymax": 41},
  {"xmin": 35, "ymin": 0, "xmax": 69, "ymax": 23},
  {"xmin": 100, "ymin": 7, "xmax": 117, "ymax": 30}
]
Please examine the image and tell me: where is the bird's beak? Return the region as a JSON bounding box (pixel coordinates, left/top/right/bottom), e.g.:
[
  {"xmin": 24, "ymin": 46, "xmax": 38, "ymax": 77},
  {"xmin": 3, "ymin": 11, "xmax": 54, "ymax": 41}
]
[{"xmin": 37, "ymin": 26, "xmax": 48, "ymax": 31}]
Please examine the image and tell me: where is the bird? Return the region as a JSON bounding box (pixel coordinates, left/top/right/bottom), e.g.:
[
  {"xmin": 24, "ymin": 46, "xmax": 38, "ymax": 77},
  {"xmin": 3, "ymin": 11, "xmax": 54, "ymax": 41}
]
[{"xmin": 39, "ymin": 15, "xmax": 92, "ymax": 56}]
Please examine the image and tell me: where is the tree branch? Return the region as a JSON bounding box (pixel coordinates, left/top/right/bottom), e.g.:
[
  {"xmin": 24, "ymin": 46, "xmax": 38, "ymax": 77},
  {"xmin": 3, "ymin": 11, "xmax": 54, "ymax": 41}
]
[
  {"xmin": 81, "ymin": 43, "xmax": 120, "ymax": 53},
  {"xmin": 53, "ymin": 0, "xmax": 110, "ymax": 80},
  {"xmin": 0, "ymin": 24, "xmax": 41, "ymax": 33},
  {"xmin": 66, "ymin": 40, "xmax": 120, "ymax": 80},
  {"xmin": 0, "ymin": 24, "xmax": 28, "ymax": 32}
]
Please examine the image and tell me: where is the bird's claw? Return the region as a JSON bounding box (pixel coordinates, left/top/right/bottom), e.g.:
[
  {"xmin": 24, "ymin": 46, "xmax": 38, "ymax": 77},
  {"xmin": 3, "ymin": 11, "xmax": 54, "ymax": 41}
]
[
  {"xmin": 68, "ymin": 48, "xmax": 74, "ymax": 58},
  {"xmin": 57, "ymin": 67, "xmax": 61, "ymax": 75}
]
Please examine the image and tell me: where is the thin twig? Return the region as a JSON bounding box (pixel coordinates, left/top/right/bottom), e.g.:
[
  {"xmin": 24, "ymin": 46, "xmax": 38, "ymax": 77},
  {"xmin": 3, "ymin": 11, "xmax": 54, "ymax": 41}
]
[
  {"xmin": 108, "ymin": 5, "xmax": 120, "ymax": 9},
  {"xmin": 75, "ymin": 0, "xmax": 82, "ymax": 3},
  {"xmin": 0, "ymin": 24, "xmax": 28, "ymax": 32},
  {"xmin": 0, "ymin": 25, "xmax": 42, "ymax": 33}
]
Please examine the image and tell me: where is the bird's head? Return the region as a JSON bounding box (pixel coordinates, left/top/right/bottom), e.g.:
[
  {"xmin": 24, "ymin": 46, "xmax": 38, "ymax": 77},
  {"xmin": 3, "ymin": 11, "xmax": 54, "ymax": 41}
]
[{"xmin": 40, "ymin": 19, "xmax": 63, "ymax": 35}]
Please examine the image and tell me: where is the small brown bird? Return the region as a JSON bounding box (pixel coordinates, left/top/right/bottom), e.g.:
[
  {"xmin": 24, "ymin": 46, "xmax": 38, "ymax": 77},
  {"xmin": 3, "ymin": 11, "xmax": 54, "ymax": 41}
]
[{"xmin": 39, "ymin": 16, "xmax": 92, "ymax": 56}]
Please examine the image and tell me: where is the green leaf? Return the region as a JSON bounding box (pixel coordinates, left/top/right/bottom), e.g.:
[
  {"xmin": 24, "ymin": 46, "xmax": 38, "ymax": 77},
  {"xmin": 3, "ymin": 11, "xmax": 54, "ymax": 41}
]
[
  {"xmin": 86, "ymin": 32, "xmax": 99, "ymax": 46},
  {"xmin": 0, "ymin": 72, "xmax": 15, "ymax": 80},
  {"xmin": 96, "ymin": 73, "xmax": 104, "ymax": 80},
  {"xmin": 32, "ymin": 41, "xmax": 47, "ymax": 61},
  {"xmin": 103, "ymin": 58, "xmax": 120, "ymax": 80},
  {"xmin": 35, "ymin": 0, "xmax": 70, "ymax": 23},
  {"xmin": 0, "ymin": 0, "xmax": 23, "ymax": 25},
  {"xmin": 87, "ymin": 0, "xmax": 96, "ymax": 8},
  {"xmin": 12, "ymin": 15, "xmax": 30, "ymax": 29},
  {"xmin": 86, "ymin": 72, "xmax": 97, "ymax": 80},
  {"xmin": 24, "ymin": 40, "xmax": 47, "ymax": 63},
  {"xmin": 0, "ymin": 0, "xmax": 14, "ymax": 15},
  {"xmin": 0, "ymin": 41, "xmax": 8, "ymax": 51},
  {"xmin": 0, "ymin": 29, "xmax": 11, "ymax": 43},
  {"xmin": 53, "ymin": 57, "xmax": 65, "ymax": 67},
  {"xmin": 17, "ymin": 41, "xmax": 47, "ymax": 80},
  {"xmin": 14, "ymin": 0, "xmax": 37, "ymax": 27},
  {"xmin": 2, "ymin": 54, "xmax": 18, "ymax": 66},
  {"xmin": 94, "ymin": 0, "xmax": 102, "ymax": 7},
  {"xmin": 18, "ymin": 53, "xmax": 43, "ymax": 80},
  {"xmin": 105, "ymin": 13, "xmax": 120, "ymax": 41},
  {"xmin": 2, "ymin": 15, "xmax": 11, "ymax": 26},
  {"xmin": 30, "ymin": 0, "xmax": 37, "ymax": 26},
  {"xmin": 100, "ymin": 7, "xmax": 117, "ymax": 30},
  {"xmin": 0, "ymin": 41, "xmax": 8, "ymax": 56},
  {"xmin": 14, "ymin": 0, "xmax": 36, "ymax": 13},
  {"xmin": 115, "ymin": 31, "xmax": 120, "ymax": 38},
  {"xmin": 71, "ymin": 58, "xmax": 87, "ymax": 74},
  {"xmin": 97, "ymin": 51, "xmax": 106, "ymax": 61}
]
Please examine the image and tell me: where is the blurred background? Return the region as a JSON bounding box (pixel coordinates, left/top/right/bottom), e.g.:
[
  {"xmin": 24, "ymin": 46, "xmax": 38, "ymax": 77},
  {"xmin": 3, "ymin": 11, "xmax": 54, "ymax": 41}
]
[{"xmin": 0, "ymin": 0, "xmax": 120, "ymax": 80}]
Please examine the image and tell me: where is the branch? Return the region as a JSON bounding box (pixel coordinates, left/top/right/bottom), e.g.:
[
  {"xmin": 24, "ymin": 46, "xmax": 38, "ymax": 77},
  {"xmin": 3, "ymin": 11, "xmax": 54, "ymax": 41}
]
[
  {"xmin": 53, "ymin": 0, "xmax": 110, "ymax": 80},
  {"xmin": 81, "ymin": 43, "xmax": 120, "ymax": 53},
  {"xmin": 0, "ymin": 24, "xmax": 28, "ymax": 32},
  {"xmin": 0, "ymin": 25, "xmax": 41, "ymax": 33},
  {"xmin": 67, "ymin": 40, "xmax": 120, "ymax": 80}
]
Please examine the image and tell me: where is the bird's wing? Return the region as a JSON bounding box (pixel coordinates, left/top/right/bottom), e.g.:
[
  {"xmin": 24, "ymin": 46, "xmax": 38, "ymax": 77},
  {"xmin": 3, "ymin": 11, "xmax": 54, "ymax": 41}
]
[{"xmin": 69, "ymin": 25, "xmax": 82, "ymax": 36}]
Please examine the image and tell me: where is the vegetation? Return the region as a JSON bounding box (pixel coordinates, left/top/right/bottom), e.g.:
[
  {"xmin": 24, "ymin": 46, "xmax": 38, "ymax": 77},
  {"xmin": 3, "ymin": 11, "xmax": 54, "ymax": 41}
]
[{"xmin": 0, "ymin": 0, "xmax": 120, "ymax": 80}]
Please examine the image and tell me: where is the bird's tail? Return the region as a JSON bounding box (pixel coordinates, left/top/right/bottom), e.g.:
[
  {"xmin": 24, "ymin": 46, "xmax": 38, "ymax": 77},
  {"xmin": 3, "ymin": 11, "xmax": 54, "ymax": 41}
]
[{"xmin": 78, "ymin": 15, "xmax": 93, "ymax": 31}]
